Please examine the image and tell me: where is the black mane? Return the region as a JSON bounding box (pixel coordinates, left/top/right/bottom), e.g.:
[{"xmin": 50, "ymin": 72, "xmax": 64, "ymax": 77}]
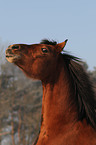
[
  {"xmin": 40, "ymin": 39, "xmax": 57, "ymax": 45},
  {"xmin": 40, "ymin": 39, "xmax": 96, "ymax": 129},
  {"xmin": 62, "ymin": 54, "xmax": 96, "ymax": 129}
]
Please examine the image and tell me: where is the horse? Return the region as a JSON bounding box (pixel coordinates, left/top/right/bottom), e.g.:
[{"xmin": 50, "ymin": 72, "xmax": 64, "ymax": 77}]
[{"xmin": 5, "ymin": 39, "xmax": 96, "ymax": 145}]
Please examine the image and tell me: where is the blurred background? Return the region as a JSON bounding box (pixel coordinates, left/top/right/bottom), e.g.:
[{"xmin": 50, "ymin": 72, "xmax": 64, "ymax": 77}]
[{"xmin": 0, "ymin": 0, "xmax": 96, "ymax": 144}]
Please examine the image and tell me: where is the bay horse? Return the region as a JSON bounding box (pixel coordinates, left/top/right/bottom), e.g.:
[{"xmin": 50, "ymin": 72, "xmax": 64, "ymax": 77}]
[{"xmin": 6, "ymin": 39, "xmax": 96, "ymax": 145}]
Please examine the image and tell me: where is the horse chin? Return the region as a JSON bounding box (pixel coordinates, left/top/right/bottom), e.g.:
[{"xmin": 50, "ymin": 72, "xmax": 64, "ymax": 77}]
[{"xmin": 6, "ymin": 55, "xmax": 21, "ymax": 63}]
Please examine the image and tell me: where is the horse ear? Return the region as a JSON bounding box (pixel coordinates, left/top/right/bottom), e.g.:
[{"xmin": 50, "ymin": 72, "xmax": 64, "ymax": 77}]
[{"xmin": 56, "ymin": 39, "xmax": 68, "ymax": 53}]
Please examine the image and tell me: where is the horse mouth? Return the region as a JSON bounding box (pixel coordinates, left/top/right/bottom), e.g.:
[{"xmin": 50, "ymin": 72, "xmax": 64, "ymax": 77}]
[
  {"xmin": 5, "ymin": 49, "xmax": 21, "ymax": 63},
  {"xmin": 6, "ymin": 54, "xmax": 21, "ymax": 63},
  {"xmin": 6, "ymin": 55, "xmax": 15, "ymax": 58}
]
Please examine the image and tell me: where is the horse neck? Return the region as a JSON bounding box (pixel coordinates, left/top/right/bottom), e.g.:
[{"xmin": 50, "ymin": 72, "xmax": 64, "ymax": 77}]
[{"xmin": 41, "ymin": 59, "xmax": 78, "ymax": 134}]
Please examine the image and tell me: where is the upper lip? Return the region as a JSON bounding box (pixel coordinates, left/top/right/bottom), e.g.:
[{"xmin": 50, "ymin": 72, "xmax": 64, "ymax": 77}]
[{"xmin": 5, "ymin": 48, "xmax": 12, "ymax": 55}]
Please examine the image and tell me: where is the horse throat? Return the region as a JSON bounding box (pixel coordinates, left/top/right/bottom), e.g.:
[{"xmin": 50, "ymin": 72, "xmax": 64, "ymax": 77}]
[{"xmin": 40, "ymin": 64, "xmax": 78, "ymax": 137}]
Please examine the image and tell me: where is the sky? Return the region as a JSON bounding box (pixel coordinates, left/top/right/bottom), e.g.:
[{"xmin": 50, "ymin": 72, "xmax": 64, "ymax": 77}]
[{"xmin": 0, "ymin": 0, "xmax": 96, "ymax": 70}]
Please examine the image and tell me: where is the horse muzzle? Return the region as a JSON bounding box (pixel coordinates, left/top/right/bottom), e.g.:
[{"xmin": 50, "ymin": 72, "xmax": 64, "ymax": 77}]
[{"xmin": 5, "ymin": 45, "xmax": 21, "ymax": 63}]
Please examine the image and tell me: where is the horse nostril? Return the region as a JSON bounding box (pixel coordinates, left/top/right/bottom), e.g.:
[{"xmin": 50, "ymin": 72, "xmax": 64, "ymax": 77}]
[{"xmin": 12, "ymin": 45, "xmax": 19, "ymax": 49}]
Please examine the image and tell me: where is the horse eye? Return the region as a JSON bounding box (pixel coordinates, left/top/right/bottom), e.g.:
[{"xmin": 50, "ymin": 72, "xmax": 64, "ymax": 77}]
[{"xmin": 41, "ymin": 48, "xmax": 48, "ymax": 53}]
